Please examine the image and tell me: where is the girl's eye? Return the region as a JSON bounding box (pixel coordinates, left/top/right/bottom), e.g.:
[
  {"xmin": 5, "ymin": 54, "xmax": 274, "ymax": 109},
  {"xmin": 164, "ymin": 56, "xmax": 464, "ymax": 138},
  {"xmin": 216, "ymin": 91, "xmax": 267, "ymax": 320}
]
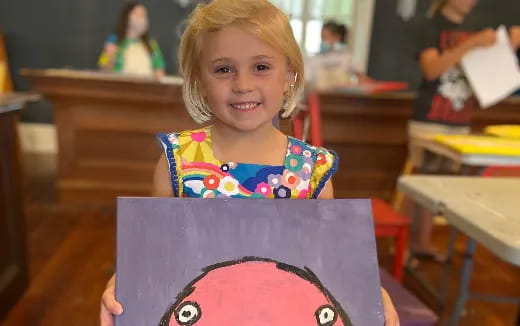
[
  {"xmin": 215, "ymin": 66, "xmax": 232, "ymax": 74},
  {"xmin": 256, "ymin": 64, "xmax": 270, "ymax": 71}
]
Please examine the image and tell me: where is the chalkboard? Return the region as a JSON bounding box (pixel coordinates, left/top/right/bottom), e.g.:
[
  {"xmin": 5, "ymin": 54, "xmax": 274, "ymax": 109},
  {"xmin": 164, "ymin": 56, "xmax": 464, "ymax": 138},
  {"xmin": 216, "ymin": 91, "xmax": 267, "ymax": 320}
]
[{"xmin": 0, "ymin": 0, "xmax": 194, "ymax": 122}]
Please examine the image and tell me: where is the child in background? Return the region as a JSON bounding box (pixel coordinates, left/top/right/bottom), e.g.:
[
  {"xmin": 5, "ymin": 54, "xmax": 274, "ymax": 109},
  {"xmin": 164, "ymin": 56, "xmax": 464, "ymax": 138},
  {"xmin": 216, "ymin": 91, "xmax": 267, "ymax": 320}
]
[
  {"xmin": 306, "ymin": 21, "xmax": 370, "ymax": 91},
  {"xmin": 320, "ymin": 21, "xmax": 348, "ymax": 54},
  {"xmin": 100, "ymin": 1, "xmax": 399, "ymax": 325},
  {"xmin": 98, "ymin": 2, "xmax": 165, "ymax": 80},
  {"xmin": 409, "ymin": 0, "xmax": 520, "ymax": 260}
]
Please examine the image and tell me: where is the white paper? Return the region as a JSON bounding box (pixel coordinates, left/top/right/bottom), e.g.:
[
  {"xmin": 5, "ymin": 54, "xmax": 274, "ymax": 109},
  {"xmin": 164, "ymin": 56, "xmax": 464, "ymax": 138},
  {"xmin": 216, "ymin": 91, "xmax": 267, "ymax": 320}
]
[{"xmin": 461, "ymin": 25, "xmax": 520, "ymax": 109}]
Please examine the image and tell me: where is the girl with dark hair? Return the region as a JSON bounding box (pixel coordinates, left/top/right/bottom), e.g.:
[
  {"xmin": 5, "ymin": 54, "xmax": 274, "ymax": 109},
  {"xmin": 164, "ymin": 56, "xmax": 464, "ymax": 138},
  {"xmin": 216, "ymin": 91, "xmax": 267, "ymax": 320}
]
[
  {"xmin": 320, "ymin": 21, "xmax": 348, "ymax": 53},
  {"xmin": 306, "ymin": 21, "xmax": 370, "ymax": 91},
  {"xmin": 98, "ymin": 2, "xmax": 165, "ymax": 80}
]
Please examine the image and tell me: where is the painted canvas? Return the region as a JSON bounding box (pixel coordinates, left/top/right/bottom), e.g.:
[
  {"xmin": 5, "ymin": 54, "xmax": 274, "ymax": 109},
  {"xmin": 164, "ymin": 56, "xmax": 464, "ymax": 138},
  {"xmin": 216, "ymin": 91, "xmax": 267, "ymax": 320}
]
[{"xmin": 115, "ymin": 198, "xmax": 384, "ymax": 325}]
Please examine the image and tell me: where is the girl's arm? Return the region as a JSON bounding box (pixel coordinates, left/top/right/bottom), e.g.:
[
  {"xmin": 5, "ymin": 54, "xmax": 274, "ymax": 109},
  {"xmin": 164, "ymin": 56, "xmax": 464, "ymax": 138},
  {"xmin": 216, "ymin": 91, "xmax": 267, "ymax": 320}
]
[
  {"xmin": 382, "ymin": 287, "xmax": 399, "ymax": 326},
  {"xmin": 420, "ymin": 28, "xmax": 496, "ymax": 81},
  {"xmin": 98, "ymin": 35, "xmax": 119, "ymax": 71},
  {"xmin": 98, "ymin": 43, "xmax": 118, "ymax": 71},
  {"xmin": 152, "ymin": 155, "xmax": 174, "ymax": 197},
  {"xmin": 154, "ymin": 69, "xmax": 165, "ymax": 81},
  {"xmin": 151, "ymin": 40, "xmax": 166, "ymax": 81},
  {"xmin": 317, "ymin": 180, "xmax": 334, "ymax": 199}
]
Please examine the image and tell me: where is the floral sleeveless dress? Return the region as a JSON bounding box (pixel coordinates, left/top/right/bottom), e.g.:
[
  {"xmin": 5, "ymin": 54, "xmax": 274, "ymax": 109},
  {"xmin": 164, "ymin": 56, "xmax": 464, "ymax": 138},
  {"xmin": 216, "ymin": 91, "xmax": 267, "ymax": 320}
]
[{"xmin": 158, "ymin": 128, "xmax": 338, "ymax": 199}]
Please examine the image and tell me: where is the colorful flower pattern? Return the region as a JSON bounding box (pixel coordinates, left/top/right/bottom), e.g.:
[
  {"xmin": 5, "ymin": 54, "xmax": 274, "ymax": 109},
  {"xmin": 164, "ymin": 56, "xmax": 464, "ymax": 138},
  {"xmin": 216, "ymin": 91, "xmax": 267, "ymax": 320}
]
[{"xmin": 159, "ymin": 129, "xmax": 336, "ymax": 199}]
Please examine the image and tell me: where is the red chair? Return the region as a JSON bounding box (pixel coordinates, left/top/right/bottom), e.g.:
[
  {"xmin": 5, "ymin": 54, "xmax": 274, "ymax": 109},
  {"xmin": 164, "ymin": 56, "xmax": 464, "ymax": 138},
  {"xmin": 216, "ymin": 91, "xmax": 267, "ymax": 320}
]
[
  {"xmin": 371, "ymin": 198, "xmax": 410, "ymax": 282},
  {"xmin": 292, "ymin": 91, "xmax": 410, "ymax": 282},
  {"xmin": 480, "ymin": 166, "xmax": 520, "ymax": 177},
  {"xmin": 292, "ymin": 92, "xmax": 322, "ymax": 146}
]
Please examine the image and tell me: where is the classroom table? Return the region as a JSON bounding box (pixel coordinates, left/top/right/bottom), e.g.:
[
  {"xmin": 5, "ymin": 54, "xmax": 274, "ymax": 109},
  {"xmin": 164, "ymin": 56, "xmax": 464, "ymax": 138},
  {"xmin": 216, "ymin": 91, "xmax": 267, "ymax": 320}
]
[
  {"xmin": 418, "ymin": 134, "xmax": 520, "ymax": 168},
  {"xmin": 398, "ymin": 175, "xmax": 520, "ymax": 326}
]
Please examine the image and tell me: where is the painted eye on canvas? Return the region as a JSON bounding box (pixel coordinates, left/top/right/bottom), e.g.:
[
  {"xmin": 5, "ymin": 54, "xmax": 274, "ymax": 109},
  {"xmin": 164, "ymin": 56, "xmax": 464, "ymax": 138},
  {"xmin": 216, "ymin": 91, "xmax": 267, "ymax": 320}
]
[
  {"xmin": 316, "ymin": 305, "xmax": 337, "ymax": 325},
  {"xmin": 175, "ymin": 301, "xmax": 201, "ymax": 325}
]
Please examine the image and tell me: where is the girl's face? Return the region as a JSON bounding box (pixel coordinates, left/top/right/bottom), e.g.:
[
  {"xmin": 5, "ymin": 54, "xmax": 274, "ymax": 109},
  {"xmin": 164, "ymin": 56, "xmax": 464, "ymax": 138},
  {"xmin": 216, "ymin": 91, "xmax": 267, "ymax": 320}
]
[
  {"xmin": 445, "ymin": 0, "xmax": 477, "ymax": 16},
  {"xmin": 198, "ymin": 25, "xmax": 294, "ymax": 132},
  {"xmin": 321, "ymin": 28, "xmax": 341, "ymax": 48},
  {"xmin": 127, "ymin": 5, "xmax": 149, "ymax": 36},
  {"xmin": 129, "ymin": 4, "xmax": 147, "ymax": 20}
]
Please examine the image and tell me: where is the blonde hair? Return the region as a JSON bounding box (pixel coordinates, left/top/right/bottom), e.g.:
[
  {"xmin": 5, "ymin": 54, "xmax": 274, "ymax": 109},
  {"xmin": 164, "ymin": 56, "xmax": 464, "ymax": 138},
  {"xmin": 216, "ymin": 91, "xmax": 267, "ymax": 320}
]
[
  {"xmin": 427, "ymin": 0, "xmax": 448, "ymax": 18},
  {"xmin": 179, "ymin": 0, "xmax": 304, "ymax": 123}
]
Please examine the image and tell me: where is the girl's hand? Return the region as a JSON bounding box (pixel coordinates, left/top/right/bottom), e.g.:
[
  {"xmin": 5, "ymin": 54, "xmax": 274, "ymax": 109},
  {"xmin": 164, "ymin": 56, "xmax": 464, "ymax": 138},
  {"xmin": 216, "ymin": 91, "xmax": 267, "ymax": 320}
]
[
  {"xmin": 468, "ymin": 28, "xmax": 496, "ymax": 49},
  {"xmin": 104, "ymin": 43, "xmax": 118, "ymax": 56},
  {"xmin": 381, "ymin": 287, "xmax": 400, "ymax": 326},
  {"xmin": 154, "ymin": 69, "xmax": 165, "ymax": 81},
  {"xmin": 100, "ymin": 274, "xmax": 123, "ymax": 326},
  {"xmin": 509, "ymin": 26, "xmax": 520, "ymax": 50},
  {"xmin": 99, "ymin": 43, "xmax": 118, "ymax": 71}
]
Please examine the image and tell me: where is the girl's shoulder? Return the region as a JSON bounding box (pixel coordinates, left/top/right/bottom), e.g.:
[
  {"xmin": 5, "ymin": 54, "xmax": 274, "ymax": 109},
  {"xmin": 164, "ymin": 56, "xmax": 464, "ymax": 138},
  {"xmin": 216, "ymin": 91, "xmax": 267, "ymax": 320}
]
[
  {"xmin": 287, "ymin": 136, "xmax": 337, "ymax": 164},
  {"xmin": 286, "ymin": 136, "xmax": 338, "ymax": 198},
  {"xmin": 158, "ymin": 128, "xmax": 210, "ymax": 149}
]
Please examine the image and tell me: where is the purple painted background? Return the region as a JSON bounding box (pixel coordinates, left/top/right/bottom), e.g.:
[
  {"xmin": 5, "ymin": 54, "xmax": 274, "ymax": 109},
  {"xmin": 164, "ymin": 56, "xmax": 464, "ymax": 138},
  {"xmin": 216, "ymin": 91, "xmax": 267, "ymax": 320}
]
[{"xmin": 115, "ymin": 198, "xmax": 384, "ymax": 325}]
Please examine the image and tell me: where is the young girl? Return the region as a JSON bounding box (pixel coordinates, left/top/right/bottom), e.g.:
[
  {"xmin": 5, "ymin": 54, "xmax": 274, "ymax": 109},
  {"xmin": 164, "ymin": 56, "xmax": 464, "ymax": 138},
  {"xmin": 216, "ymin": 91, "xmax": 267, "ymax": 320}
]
[
  {"xmin": 100, "ymin": 1, "xmax": 399, "ymax": 325},
  {"xmin": 409, "ymin": 0, "xmax": 519, "ymax": 260},
  {"xmin": 306, "ymin": 21, "xmax": 370, "ymax": 91},
  {"xmin": 98, "ymin": 2, "xmax": 165, "ymax": 80},
  {"xmin": 320, "ymin": 21, "xmax": 348, "ymax": 54}
]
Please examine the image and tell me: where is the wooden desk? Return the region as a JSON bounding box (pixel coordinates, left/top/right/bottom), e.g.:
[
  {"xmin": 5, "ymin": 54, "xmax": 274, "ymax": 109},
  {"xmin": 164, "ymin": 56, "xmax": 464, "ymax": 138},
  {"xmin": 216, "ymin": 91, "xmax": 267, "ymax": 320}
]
[
  {"xmin": 317, "ymin": 90, "xmax": 520, "ymax": 200},
  {"xmin": 0, "ymin": 93, "xmax": 38, "ymax": 317},
  {"xmin": 21, "ymin": 69, "xmax": 199, "ymax": 205},
  {"xmin": 20, "ymin": 69, "xmax": 520, "ymax": 204}
]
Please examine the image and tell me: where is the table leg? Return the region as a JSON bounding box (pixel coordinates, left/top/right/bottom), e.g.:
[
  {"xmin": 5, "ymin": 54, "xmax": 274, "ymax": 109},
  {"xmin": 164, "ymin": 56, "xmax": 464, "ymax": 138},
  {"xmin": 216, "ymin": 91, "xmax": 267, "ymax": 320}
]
[
  {"xmin": 439, "ymin": 226, "xmax": 457, "ymax": 309},
  {"xmin": 393, "ymin": 226, "xmax": 408, "ymax": 282},
  {"xmin": 447, "ymin": 238, "xmax": 477, "ymax": 326},
  {"xmin": 406, "ymin": 200, "xmax": 422, "ymax": 266}
]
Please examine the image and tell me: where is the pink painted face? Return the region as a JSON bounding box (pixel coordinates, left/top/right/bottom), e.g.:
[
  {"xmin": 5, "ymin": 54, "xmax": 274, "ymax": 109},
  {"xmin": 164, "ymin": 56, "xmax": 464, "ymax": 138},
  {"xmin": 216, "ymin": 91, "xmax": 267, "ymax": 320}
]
[{"xmin": 159, "ymin": 258, "xmax": 352, "ymax": 326}]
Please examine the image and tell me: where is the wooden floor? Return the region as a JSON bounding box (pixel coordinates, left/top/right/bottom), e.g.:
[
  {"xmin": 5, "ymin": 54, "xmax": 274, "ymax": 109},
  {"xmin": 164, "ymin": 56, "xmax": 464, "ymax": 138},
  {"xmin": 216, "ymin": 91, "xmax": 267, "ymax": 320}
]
[{"xmin": 1, "ymin": 152, "xmax": 519, "ymax": 325}]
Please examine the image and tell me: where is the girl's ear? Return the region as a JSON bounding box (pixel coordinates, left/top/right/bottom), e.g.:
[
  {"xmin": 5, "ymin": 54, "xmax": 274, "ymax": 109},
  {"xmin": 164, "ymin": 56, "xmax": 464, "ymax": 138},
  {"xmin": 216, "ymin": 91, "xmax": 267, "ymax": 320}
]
[{"xmin": 284, "ymin": 67, "xmax": 296, "ymax": 92}]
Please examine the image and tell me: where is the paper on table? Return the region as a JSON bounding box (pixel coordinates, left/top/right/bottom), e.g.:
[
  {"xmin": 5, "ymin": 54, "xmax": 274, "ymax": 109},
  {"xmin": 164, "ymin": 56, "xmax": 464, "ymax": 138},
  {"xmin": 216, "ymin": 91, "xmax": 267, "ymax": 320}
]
[{"xmin": 461, "ymin": 25, "xmax": 520, "ymax": 109}]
